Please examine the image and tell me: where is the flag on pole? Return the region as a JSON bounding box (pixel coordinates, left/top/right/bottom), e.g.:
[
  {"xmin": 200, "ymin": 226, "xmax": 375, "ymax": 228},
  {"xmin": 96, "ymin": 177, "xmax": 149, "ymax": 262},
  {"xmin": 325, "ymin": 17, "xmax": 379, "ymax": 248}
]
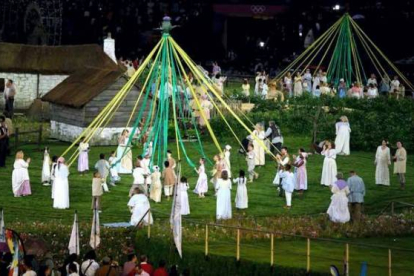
[
  {"xmin": 0, "ymin": 209, "xmax": 5, "ymax": 243},
  {"xmin": 90, "ymin": 206, "xmax": 100, "ymax": 249},
  {"xmin": 68, "ymin": 211, "xmax": 79, "ymax": 255},
  {"xmin": 170, "ymin": 163, "xmax": 182, "ymax": 258}
]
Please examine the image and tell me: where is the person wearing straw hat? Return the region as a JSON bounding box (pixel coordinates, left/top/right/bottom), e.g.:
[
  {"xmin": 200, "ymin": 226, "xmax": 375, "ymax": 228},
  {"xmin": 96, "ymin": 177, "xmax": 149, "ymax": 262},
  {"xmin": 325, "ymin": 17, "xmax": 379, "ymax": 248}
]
[
  {"xmin": 327, "ymin": 172, "xmax": 350, "ymax": 223},
  {"xmin": 53, "ymin": 157, "xmax": 70, "ymax": 209}
]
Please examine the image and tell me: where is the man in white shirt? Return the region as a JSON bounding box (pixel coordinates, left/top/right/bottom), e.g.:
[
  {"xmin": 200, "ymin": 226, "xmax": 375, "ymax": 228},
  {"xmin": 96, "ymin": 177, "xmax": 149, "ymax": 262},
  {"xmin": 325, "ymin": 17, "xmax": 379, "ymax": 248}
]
[{"xmin": 80, "ymin": 251, "xmax": 100, "ymax": 276}]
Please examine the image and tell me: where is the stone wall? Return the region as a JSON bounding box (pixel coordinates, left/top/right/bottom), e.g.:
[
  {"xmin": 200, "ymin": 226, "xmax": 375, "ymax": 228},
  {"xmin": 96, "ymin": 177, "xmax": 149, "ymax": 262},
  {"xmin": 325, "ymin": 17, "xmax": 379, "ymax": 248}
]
[
  {"xmin": 50, "ymin": 120, "xmax": 133, "ymax": 146},
  {"xmin": 0, "ymin": 72, "xmax": 67, "ymax": 109}
]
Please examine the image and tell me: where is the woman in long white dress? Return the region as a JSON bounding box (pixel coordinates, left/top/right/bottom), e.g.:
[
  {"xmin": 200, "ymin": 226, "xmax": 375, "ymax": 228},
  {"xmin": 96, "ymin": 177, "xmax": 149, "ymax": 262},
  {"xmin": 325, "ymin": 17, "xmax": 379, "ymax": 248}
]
[
  {"xmin": 41, "ymin": 147, "xmax": 51, "ymax": 185},
  {"xmin": 327, "ymin": 173, "xmax": 350, "ymax": 223},
  {"xmin": 375, "ymin": 140, "xmax": 391, "ymax": 186},
  {"xmin": 321, "ymin": 142, "xmax": 337, "ymax": 186},
  {"xmin": 241, "ymin": 79, "xmax": 250, "ymax": 97},
  {"xmin": 302, "ymin": 69, "xmax": 312, "ymax": 93},
  {"xmin": 224, "ymin": 145, "xmax": 232, "ymax": 177},
  {"xmin": 128, "ymin": 188, "xmax": 153, "ymax": 226},
  {"xmin": 53, "ymin": 157, "xmax": 70, "ymax": 209},
  {"xmin": 293, "ymin": 72, "xmax": 303, "ymax": 97},
  {"xmin": 77, "ymin": 139, "xmax": 89, "ymax": 174},
  {"xmin": 284, "ymin": 72, "xmax": 293, "ymax": 97},
  {"xmin": 248, "ymin": 123, "xmax": 265, "ymax": 166},
  {"xmin": 116, "ymin": 129, "xmax": 133, "ymax": 174},
  {"xmin": 198, "ymin": 95, "xmax": 213, "ymax": 128},
  {"xmin": 12, "ymin": 151, "xmax": 32, "ymax": 197},
  {"xmin": 194, "ymin": 158, "xmax": 208, "ymax": 197},
  {"xmin": 150, "ymin": 166, "xmax": 162, "ymax": 203},
  {"xmin": 334, "ymin": 116, "xmax": 351, "ymax": 155},
  {"xmin": 216, "ymin": 171, "xmax": 232, "ymax": 220},
  {"xmin": 179, "ymin": 177, "xmax": 190, "ymax": 215},
  {"xmin": 234, "ymin": 170, "xmax": 248, "ymax": 209}
]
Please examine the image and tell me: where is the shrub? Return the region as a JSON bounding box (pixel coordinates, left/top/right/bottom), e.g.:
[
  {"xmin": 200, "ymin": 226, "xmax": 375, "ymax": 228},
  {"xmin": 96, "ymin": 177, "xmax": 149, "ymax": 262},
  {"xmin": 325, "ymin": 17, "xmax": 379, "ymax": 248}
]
[{"xmin": 210, "ymin": 95, "xmax": 414, "ymax": 151}]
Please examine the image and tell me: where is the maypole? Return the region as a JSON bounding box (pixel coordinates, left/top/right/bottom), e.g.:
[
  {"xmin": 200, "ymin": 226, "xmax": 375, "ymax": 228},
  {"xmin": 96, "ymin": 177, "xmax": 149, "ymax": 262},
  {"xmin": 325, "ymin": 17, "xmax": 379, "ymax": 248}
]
[
  {"xmin": 274, "ymin": 13, "xmax": 414, "ymax": 90},
  {"xmin": 61, "ymin": 16, "xmax": 274, "ymax": 172}
]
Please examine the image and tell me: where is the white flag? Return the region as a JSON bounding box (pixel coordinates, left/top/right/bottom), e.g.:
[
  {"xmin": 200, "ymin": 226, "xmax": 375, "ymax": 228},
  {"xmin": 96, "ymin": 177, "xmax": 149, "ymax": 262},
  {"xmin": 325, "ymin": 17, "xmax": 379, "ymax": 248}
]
[
  {"xmin": 68, "ymin": 212, "xmax": 79, "ymax": 255},
  {"xmin": 0, "ymin": 209, "xmax": 5, "ymax": 243},
  {"xmin": 90, "ymin": 209, "xmax": 100, "ymax": 249},
  {"xmin": 170, "ymin": 165, "xmax": 182, "ymax": 258}
]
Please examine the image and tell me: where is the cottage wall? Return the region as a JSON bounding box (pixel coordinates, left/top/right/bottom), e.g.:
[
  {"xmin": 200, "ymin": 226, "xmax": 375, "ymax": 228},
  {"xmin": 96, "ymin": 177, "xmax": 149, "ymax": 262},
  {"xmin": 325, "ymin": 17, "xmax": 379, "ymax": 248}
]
[
  {"xmin": 50, "ymin": 77, "xmax": 151, "ymax": 145},
  {"xmin": 0, "ymin": 73, "xmax": 68, "ymax": 109}
]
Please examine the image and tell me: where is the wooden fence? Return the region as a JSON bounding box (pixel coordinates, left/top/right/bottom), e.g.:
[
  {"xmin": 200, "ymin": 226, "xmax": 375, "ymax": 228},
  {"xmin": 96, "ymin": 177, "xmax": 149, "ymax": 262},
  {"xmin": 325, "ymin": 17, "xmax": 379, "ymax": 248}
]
[
  {"xmin": 12, "ymin": 125, "xmax": 43, "ymax": 149},
  {"xmin": 145, "ymin": 203, "xmax": 414, "ymax": 275}
]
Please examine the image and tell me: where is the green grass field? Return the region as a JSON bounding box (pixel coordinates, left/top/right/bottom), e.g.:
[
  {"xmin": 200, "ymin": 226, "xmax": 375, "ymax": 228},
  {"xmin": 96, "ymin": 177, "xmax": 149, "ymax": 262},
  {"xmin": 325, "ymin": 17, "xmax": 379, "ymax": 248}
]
[
  {"xmin": 1, "ymin": 135, "xmax": 413, "ymax": 275},
  {"xmin": 1, "ymin": 135, "xmax": 412, "ymax": 223}
]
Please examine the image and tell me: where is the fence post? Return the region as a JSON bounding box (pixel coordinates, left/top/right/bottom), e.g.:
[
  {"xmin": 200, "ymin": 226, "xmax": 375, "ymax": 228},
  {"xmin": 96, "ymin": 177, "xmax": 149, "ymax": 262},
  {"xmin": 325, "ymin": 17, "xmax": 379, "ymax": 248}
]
[
  {"xmin": 345, "ymin": 243, "xmax": 349, "ymax": 276},
  {"xmin": 236, "ymin": 228, "xmax": 240, "ymax": 261},
  {"xmin": 307, "ymin": 238, "xmax": 311, "ymax": 273},
  {"xmin": 147, "ymin": 210, "xmax": 151, "ymax": 239},
  {"xmin": 38, "ymin": 124, "xmax": 43, "ymax": 149},
  {"xmin": 388, "ymin": 249, "xmax": 392, "ymax": 276},
  {"xmin": 205, "ymin": 224, "xmax": 209, "ymax": 257},
  {"xmin": 391, "ymin": 202, "xmax": 394, "ymax": 215},
  {"xmin": 270, "ymin": 234, "xmax": 274, "ymax": 267},
  {"xmin": 14, "ymin": 127, "xmax": 19, "ymax": 149}
]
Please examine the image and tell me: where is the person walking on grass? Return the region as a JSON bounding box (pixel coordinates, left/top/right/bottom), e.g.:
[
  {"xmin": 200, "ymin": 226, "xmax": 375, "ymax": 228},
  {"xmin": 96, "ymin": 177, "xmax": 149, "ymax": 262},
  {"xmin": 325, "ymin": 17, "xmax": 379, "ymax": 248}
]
[
  {"xmin": 347, "ymin": 171, "xmax": 365, "ymax": 222},
  {"xmin": 279, "ymin": 164, "xmax": 295, "ymax": 209},
  {"xmin": 92, "ymin": 171, "xmax": 103, "ymax": 212},
  {"xmin": 194, "ymin": 158, "xmax": 208, "ymax": 198},
  {"xmin": 327, "ymin": 172, "xmax": 350, "ymax": 223},
  {"xmin": 393, "ymin": 141, "xmax": 407, "ymax": 190},
  {"xmin": 162, "ymin": 161, "xmax": 176, "ymax": 199},
  {"xmin": 77, "ymin": 137, "xmax": 89, "ymax": 175},
  {"xmin": 216, "ymin": 171, "xmax": 232, "ymax": 220},
  {"xmin": 95, "ymin": 153, "xmax": 110, "ymax": 192},
  {"xmin": 246, "ymin": 144, "xmax": 257, "ymax": 183},
  {"xmin": 234, "ymin": 170, "xmax": 248, "ymax": 209}
]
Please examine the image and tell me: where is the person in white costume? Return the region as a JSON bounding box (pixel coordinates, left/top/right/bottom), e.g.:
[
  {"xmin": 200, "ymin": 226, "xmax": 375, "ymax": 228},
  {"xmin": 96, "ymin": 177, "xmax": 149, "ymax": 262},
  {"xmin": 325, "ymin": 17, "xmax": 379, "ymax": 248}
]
[
  {"xmin": 216, "ymin": 171, "xmax": 232, "ymax": 220},
  {"xmin": 149, "ymin": 166, "xmax": 162, "ymax": 203},
  {"xmin": 234, "ymin": 170, "xmax": 248, "ymax": 209},
  {"xmin": 128, "ymin": 188, "xmax": 153, "ymax": 226},
  {"xmin": 321, "ymin": 141, "xmax": 337, "ymax": 186},
  {"xmin": 179, "ymin": 177, "xmax": 190, "ymax": 215},
  {"xmin": 12, "ymin": 151, "xmax": 32, "ymax": 197},
  {"xmin": 248, "ymin": 123, "xmax": 266, "ymax": 166},
  {"xmin": 375, "ymin": 140, "xmax": 391, "ymax": 186},
  {"xmin": 41, "ymin": 147, "xmax": 51, "ymax": 186},
  {"xmin": 334, "ymin": 116, "xmax": 351, "ymax": 155},
  {"xmin": 327, "ymin": 172, "xmax": 350, "ymax": 223},
  {"xmin": 194, "ymin": 158, "xmax": 208, "ymax": 197},
  {"xmin": 293, "ymin": 72, "xmax": 303, "ymax": 97},
  {"xmin": 53, "ymin": 157, "xmax": 70, "ymax": 209}
]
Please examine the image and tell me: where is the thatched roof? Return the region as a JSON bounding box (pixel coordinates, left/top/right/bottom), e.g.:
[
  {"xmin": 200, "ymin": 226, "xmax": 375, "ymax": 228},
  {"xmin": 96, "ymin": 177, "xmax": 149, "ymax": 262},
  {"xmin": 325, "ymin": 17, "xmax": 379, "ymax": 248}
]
[
  {"xmin": 0, "ymin": 42, "xmax": 118, "ymax": 74},
  {"xmin": 41, "ymin": 67, "xmax": 126, "ymax": 108},
  {"xmin": 1, "ymin": 42, "xmax": 132, "ymax": 108}
]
